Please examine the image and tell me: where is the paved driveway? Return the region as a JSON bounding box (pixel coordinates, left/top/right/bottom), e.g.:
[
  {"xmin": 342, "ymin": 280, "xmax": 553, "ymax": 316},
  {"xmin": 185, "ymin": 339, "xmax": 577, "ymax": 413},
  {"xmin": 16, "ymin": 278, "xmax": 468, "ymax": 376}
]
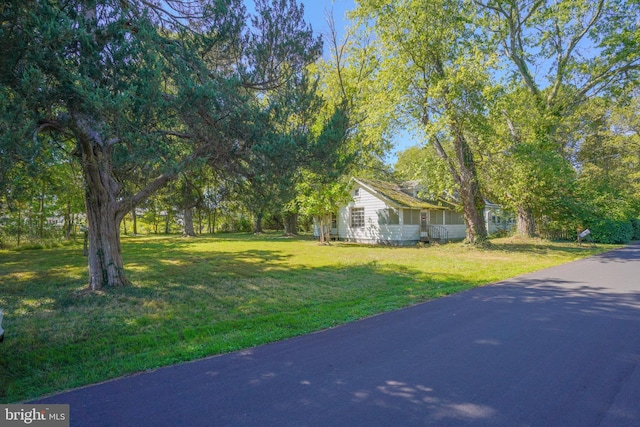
[{"xmin": 37, "ymin": 243, "xmax": 640, "ymax": 426}]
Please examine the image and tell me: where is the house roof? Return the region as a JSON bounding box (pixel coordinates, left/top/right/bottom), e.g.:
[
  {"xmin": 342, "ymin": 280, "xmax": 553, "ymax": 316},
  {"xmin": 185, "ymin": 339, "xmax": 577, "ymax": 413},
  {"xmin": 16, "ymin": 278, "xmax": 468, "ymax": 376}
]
[{"xmin": 354, "ymin": 178, "xmax": 451, "ymax": 210}]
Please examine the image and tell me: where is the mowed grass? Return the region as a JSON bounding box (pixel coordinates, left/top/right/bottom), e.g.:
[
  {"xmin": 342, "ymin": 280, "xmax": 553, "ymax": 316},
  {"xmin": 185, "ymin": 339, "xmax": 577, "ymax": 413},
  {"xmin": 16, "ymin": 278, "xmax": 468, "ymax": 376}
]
[{"xmin": 0, "ymin": 233, "xmax": 614, "ymax": 402}]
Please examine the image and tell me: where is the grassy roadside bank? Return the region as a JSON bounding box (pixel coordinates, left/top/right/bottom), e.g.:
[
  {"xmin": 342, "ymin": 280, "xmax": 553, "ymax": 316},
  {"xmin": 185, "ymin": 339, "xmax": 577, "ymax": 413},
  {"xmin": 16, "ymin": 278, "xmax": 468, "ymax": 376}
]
[{"xmin": 0, "ymin": 233, "xmax": 615, "ymax": 403}]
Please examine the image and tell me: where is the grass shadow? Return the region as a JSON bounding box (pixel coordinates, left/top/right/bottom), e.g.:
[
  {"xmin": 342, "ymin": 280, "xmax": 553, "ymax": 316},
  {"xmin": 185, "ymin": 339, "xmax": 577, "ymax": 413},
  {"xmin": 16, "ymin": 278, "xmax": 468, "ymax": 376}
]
[{"xmin": 0, "ymin": 234, "xmax": 620, "ymax": 403}]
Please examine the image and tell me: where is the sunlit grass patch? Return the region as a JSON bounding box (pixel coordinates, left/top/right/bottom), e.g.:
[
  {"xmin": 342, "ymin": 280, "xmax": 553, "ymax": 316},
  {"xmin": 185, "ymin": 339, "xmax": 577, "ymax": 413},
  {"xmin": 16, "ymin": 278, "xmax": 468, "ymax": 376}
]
[{"xmin": 0, "ymin": 233, "xmax": 615, "ymax": 403}]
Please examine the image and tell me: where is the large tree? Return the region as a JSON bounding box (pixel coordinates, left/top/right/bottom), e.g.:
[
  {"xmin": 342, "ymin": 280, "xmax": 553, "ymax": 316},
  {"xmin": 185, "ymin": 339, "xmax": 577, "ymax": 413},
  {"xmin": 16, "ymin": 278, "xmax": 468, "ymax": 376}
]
[
  {"xmin": 236, "ymin": 73, "xmax": 324, "ymax": 234},
  {"xmin": 294, "ymin": 13, "xmax": 394, "ymax": 241},
  {"xmin": 352, "ymin": 0, "xmax": 493, "ymax": 243},
  {"xmin": 572, "ymin": 93, "xmax": 640, "ymax": 223},
  {"xmin": 475, "ymin": 0, "xmax": 640, "ymax": 235},
  {"xmin": 0, "ymin": 0, "xmax": 321, "ymax": 289},
  {"xmin": 485, "ymin": 87, "xmax": 579, "ymax": 236}
]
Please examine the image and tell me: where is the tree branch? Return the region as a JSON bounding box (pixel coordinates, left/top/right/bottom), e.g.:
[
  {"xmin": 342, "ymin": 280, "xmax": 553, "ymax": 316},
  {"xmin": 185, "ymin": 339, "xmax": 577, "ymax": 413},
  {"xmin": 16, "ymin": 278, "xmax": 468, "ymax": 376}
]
[
  {"xmin": 116, "ymin": 142, "xmax": 212, "ymax": 218},
  {"xmin": 568, "ymin": 62, "xmax": 640, "ymax": 109},
  {"xmin": 548, "ymin": 0, "xmax": 605, "ymax": 105},
  {"xmin": 502, "ymin": 110, "xmax": 520, "ymax": 143},
  {"xmin": 327, "ymin": 10, "xmax": 349, "ymax": 102},
  {"xmin": 153, "ymin": 130, "xmax": 194, "ymax": 139}
]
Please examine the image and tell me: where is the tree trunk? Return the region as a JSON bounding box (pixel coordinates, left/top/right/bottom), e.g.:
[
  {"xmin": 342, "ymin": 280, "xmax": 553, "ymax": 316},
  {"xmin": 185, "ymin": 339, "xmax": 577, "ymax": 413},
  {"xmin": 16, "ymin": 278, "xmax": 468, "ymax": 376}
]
[
  {"xmin": 431, "ymin": 130, "xmax": 488, "ymax": 244},
  {"xmin": 75, "ymin": 120, "xmax": 130, "ymax": 290},
  {"xmin": 183, "ymin": 207, "xmax": 196, "ymax": 236},
  {"xmin": 453, "ymin": 128, "xmax": 487, "ymax": 244},
  {"xmin": 283, "ymin": 212, "xmax": 298, "ymax": 235},
  {"xmin": 323, "ymin": 214, "xmax": 331, "ymax": 242},
  {"xmin": 132, "ymin": 208, "xmax": 138, "ymax": 235},
  {"xmin": 16, "ymin": 209, "xmax": 21, "ymax": 247},
  {"xmin": 38, "ymin": 184, "xmax": 45, "ymax": 239},
  {"xmin": 316, "ymin": 215, "xmax": 331, "ymax": 243},
  {"xmin": 81, "ymin": 160, "xmax": 129, "ymax": 289},
  {"xmin": 64, "ymin": 202, "xmax": 72, "ymax": 239},
  {"xmin": 461, "ymin": 182, "xmax": 487, "ymax": 244},
  {"xmin": 253, "ymin": 211, "xmax": 263, "ymax": 234},
  {"xmin": 318, "ymin": 216, "xmax": 326, "ymax": 243},
  {"xmin": 425, "ymin": 79, "xmax": 488, "ymax": 245},
  {"xmin": 211, "ymin": 208, "xmax": 217, "ymax": 234},
  {"xmin": 83, "ymin": 227, "xmax": 88, "ymax": 256},
  {"xmin": 517, "ymin": 205, "xmax": 536, "ymax": 237},
  {"xmin": 85, "ymin": 194, "xmax": 129, "ymax": 290}
]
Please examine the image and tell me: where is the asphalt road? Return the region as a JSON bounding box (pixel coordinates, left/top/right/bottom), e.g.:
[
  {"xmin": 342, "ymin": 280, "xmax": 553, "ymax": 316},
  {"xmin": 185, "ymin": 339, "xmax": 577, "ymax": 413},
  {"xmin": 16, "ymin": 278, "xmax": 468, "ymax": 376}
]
[{"xmin": 37, "ymin": 243, "xmax": 640, "ymax": 426}]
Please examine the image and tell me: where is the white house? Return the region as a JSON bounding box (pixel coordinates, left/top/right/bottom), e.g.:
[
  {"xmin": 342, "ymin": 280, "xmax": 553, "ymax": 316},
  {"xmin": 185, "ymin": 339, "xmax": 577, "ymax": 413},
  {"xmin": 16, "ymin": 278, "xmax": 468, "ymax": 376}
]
[{"xmin": 316, "ymin": 178, "xmax": 512, "ymax": 245}]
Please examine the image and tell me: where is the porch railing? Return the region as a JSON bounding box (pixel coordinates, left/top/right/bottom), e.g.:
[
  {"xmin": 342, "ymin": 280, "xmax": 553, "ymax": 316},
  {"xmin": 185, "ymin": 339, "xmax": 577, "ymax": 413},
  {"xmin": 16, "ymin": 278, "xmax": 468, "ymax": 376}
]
[{"xmin": 420, "ymin": 225, "xmax": 449, "ymax": 243}]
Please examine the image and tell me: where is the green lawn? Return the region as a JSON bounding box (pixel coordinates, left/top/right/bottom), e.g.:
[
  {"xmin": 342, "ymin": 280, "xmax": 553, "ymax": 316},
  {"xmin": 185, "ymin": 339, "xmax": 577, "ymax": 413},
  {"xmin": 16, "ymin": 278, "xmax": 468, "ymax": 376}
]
[{"xmin": 0, "ymin": 233, "xmax": 614, "ymax": 403}]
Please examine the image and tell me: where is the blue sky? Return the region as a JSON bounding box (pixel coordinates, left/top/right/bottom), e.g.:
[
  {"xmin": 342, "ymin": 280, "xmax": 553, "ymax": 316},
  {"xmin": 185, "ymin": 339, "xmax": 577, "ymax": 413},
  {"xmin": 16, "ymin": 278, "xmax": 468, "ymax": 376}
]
[{"xmin": 300, "ymin": 0, "xmax": 355, "ymax": 44}]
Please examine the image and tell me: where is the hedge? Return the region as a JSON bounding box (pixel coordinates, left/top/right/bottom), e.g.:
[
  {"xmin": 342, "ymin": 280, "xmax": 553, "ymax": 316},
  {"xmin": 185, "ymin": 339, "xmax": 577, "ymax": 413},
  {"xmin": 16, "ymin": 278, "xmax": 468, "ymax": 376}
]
[{"xmin": 588, "ymin": 219, "xmax": 634, "ymax": 244}]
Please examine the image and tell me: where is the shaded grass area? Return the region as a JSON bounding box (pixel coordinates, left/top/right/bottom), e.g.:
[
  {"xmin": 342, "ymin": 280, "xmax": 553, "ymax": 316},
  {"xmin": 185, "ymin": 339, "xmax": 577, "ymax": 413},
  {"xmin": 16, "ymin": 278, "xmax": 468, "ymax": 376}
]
[{"xmin": 0, "ymin": 233, "xmax": 614, "ymax": 403}]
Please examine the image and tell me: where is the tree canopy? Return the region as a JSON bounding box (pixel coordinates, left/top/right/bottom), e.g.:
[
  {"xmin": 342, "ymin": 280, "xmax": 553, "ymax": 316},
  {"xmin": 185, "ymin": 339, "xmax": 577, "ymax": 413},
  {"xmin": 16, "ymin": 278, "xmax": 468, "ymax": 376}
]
[
  {"xmin": 353, "ymin": 0, "xmax": 640, "ymax": 241},
  {"xmin": 0, "ymin": 0, "xmax": 324, "ymax": 289}
]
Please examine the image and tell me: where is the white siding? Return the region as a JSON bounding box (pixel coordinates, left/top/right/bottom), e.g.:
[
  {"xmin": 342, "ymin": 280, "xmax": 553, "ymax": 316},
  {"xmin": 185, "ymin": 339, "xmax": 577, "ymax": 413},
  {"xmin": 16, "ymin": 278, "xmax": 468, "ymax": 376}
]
[
  {"xmin": 443, "ymin": 225, "xmax": 467, "ymax": 240},
  {"xmin": 337, "ymin": 185, "xmax": 417, "ymax": 245},
  {"xmin": 485, "ymin": 207, "xmax": 515, "ymax": 234},
  {"xmin": 333, "ymin": 182, "xmax": 513, "ymax": 244}
]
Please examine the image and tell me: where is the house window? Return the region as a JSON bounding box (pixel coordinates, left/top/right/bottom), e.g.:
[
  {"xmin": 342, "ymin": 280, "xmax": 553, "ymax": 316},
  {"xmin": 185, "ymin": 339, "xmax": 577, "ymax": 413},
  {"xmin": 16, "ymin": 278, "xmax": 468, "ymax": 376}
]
[
  {"xmin": 377, "ymin": 208, "xmax": 399, "ymax": 225},
  {"xmin": 429, "ymin": 210, "xmax": 444, "ymax": 225},
  {"xmin": 350, "ymin": 207, "xmax": 364, "ymax": 228},
  {"xmin": 445, "ymin": 210, "xmax": 465, "ymax": 225},
  {"xmin": 331, "ymin": 213, "xmax": 337, "ymax": 229},
  {"xmin": 403, "ymin": 209, "xmax": 421, "ymax": 225},
  {"xmin": 353, "ymin": 188, "xmax": 360, "ymax": 197}
]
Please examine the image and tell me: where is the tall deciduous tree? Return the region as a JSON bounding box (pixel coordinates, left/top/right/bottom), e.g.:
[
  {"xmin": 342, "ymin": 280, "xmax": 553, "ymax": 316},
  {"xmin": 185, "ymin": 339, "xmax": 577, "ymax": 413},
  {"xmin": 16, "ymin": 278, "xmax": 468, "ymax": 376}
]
[
  {"xmin": 475, "ymin": 0, "xmax": 640, "ymax": 235},
  {"xmin": 0, "ymin": 0, "xmax": 321, "ymax": 289},
  {"xmin": 352, "ymin": 0, "xmax": 493, "ymax": 243},
  {"xmin": 294, "ymin": 13, "xmax": 392, "ymax": 241},
  {"xmin": 485, "ymin": 87, "xmax": 579, "ymax": 236},
  {"xmin": 572, "ymin": 93, "xmax": 640, "ymax": 221}
]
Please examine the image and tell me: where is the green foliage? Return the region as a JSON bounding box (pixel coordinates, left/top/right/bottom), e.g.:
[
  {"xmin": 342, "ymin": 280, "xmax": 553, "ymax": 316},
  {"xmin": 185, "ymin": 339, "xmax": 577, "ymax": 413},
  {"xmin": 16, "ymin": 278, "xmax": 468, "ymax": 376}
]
[
  {"xmin": 476, "ymin": 0, "xmax": 640, "ymax": 234},
  {"xmin": 352, "ymin": 0, "xmax": 493, "ymax": 243},
  {"xmin": 382, "ymin": 1, "xmax": 640, "ymax": 239},
  {"xmin": 631, "ymin": 218, "xmax": 640, "ymax": 240},
  {"xmin": 567, "ymin": 94, "xmax": 640, "ymax": 235},
  {"xmin": 0, "ymin": 0, "xmax": 328, "ymax": 287},
  {"xmin": 310, "ymin": 21, "xmax": 396, "ymax": 176},
  {"xmin": 587, "ymin": 219, "xmax": 634, "ymax": 244},
  {"xmin": 394, "ymin": 145, "xmax": 455, "ymax": 199},
  {"xmin": 296, "ymin": 173, "xmax": 351, "ymax": 219},
  {"xmin": 485, "ymin": 87, "xmax": 579, "ymax": 222}
]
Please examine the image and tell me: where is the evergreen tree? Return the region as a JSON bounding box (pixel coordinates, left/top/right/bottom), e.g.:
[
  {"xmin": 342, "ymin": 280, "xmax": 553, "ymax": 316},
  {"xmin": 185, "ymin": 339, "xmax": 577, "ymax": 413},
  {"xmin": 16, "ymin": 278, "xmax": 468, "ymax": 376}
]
[{"xmin": 0, "ymin": 0, "xmax": 321, "ymax": 289}]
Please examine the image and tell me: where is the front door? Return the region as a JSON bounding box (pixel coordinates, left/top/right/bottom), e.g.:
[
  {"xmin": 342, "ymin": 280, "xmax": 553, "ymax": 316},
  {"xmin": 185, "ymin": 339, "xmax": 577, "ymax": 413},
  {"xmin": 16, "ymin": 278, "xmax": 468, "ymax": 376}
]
[{"xmin": 420, "ymin": 211, "xmax": 429, "ymax": 240}]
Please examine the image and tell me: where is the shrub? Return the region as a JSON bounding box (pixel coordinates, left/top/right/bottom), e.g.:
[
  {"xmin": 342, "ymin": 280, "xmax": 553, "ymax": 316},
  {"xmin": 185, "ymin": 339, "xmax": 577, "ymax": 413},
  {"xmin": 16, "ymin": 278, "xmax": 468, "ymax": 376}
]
[
  {"xmin": 588, "ymin": 219, "xmax": 634, "ymax": 244},
  {"xmin": 631, "ymin": 218, "xmax": 640, "ymax": 240}
]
